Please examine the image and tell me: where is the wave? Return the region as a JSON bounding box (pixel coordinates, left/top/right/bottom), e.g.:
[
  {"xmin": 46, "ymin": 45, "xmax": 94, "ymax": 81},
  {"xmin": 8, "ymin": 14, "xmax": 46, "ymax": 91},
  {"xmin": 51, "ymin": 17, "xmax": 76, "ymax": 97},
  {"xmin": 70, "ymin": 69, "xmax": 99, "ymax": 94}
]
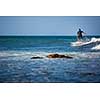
[
  {"xmin": 90, "ymin": 38, "xmax": 100, "ymax": 50},
  {"xmin": 0, "ymin": 51, "xmax": 100, "ymax": 60},
  {"xmin": 71, "ymin": 37, "xmax": 100, "ymax": 46},
  {"xmin": 91, "ymin": 44, "xmax": 100, "ymax": 50},
  {"xmin": 71, "ymin": 37, "xmax": 100, "ymax": 51}
]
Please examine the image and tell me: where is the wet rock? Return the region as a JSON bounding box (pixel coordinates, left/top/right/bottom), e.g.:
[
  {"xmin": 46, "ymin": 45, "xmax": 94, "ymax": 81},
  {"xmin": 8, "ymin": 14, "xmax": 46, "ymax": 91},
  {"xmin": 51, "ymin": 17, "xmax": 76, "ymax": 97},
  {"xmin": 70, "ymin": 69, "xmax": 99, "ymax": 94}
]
[
  {"xmin": 31, "ymin": 53, "xmax": 73, "ymax": 59},
  {"xmin": 47, "ymin": 54, "xmax": 73, "ymax": 59},
  {"xmin": 31, "ymin": 56, "xmax": 43, "ymax": 59}
]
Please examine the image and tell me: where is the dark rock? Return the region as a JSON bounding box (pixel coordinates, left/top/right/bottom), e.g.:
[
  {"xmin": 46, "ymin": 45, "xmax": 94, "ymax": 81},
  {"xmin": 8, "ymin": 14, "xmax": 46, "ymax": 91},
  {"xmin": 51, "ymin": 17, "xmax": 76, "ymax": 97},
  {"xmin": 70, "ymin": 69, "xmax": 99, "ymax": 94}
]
[
  {"xmin": 31, "ymin": 54, "xmax": 73, "ymax": 59},
  {"xmin": 47, "ymin": 54, "xmax": 73, "ymax": 59},
  {"xmin": 31, "ymin": 56, "xmax": 43, "ymax": 59}
]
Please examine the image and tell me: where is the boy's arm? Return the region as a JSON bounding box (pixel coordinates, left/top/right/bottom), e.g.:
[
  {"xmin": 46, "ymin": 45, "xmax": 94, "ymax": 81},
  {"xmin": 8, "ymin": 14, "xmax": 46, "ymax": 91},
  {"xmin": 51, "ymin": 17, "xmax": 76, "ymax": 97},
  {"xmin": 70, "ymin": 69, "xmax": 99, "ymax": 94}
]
[{"xmin": 82, "ymin": 31, "xmax": 86, "ymax": 34}]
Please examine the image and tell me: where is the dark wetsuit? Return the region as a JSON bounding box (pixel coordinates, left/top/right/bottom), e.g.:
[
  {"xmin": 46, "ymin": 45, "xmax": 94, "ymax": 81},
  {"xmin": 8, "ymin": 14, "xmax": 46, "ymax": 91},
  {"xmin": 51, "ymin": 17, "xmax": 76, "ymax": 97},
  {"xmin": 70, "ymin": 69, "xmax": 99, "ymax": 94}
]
[{"xmin": 77, "ymin": 30, "xmax": 83, "ymax": 40}]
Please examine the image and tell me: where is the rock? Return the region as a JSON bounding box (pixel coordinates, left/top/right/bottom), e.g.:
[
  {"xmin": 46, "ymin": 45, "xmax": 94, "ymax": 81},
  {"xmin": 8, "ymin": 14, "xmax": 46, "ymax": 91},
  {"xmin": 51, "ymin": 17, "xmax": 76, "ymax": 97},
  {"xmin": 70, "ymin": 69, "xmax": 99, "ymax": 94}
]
[
  {"xmin": 31, "ymin": 54, "xmax": 73, "ymax": 59},
  {"xmin": 31, "ymin": 56, "xmax": 43, "ymax": 59},
  {"xmin": 47, "ymin": 54, "xmax": 73, "ymax": 59}
]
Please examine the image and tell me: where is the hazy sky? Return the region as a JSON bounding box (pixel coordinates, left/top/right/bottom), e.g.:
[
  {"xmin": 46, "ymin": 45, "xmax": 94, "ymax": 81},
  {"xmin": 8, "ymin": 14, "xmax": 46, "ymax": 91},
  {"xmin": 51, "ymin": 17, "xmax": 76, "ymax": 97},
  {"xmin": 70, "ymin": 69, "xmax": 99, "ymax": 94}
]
[{"xmin": 0, "ymin": 16, "xmax": 100, "ymax": 36}]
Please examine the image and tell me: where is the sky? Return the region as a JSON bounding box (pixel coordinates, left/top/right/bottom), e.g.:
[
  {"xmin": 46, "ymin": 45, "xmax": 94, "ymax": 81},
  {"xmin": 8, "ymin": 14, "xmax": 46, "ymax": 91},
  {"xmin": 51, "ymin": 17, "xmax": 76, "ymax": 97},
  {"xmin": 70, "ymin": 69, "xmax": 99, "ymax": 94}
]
[{"xmin": 0, "ymin": 16, "xmax": 100, "ymax": 36}]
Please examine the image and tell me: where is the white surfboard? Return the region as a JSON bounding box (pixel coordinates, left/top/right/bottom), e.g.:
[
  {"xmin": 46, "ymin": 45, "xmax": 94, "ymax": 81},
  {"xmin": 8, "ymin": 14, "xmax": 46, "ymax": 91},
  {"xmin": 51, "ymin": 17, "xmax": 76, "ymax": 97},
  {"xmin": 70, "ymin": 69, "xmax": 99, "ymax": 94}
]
[{"xmin": 71, "ymin": 41, "xmax": 92, "ymax": 47}]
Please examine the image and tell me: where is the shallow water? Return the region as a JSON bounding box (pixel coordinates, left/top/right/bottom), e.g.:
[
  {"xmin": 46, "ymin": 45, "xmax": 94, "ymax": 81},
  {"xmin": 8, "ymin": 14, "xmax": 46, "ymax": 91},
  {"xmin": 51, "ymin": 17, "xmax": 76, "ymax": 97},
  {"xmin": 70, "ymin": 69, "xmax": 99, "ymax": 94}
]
[{"xmin": 0, "ymin": 36, "xmax": 100, "ymax": 83}]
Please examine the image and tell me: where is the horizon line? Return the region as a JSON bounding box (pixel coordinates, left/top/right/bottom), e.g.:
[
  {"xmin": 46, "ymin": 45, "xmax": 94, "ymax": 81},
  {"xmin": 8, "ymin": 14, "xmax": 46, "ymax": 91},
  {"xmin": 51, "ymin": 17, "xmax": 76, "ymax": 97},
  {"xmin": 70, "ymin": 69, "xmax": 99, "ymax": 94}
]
[{"xmin": 0, "ymin": 35, "xmax": 100, "ymax": 36}]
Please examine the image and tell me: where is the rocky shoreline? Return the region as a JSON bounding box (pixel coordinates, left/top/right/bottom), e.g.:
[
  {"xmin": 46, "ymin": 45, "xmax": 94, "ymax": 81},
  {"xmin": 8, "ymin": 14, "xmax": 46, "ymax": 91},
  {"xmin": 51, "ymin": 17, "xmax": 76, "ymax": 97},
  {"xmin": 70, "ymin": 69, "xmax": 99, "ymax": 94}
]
[{"xmin": 31, "ymin": 53, "xmax": 73, "ymax": 59}]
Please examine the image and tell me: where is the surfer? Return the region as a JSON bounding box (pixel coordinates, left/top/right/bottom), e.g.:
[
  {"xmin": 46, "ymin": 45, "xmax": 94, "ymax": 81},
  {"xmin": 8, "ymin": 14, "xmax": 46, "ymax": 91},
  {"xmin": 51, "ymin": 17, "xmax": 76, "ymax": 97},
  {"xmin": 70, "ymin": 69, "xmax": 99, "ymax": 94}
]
[{"xmin": 77, "ymin": 28, "xmax": 86, "ymax": 41}]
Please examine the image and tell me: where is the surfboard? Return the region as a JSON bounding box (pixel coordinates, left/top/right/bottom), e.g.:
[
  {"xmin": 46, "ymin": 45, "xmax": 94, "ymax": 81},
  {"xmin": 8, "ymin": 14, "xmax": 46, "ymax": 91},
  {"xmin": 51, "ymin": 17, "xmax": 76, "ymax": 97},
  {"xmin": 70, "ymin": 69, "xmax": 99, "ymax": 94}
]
[{"xmin": 71, "ymin": 41, "xmax": 92, "ymax": 47}]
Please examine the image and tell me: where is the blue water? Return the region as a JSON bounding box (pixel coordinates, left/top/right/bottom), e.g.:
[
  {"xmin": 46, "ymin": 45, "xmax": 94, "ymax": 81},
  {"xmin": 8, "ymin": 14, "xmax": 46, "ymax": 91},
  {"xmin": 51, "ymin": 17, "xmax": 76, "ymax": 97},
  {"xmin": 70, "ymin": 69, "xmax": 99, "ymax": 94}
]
[{"xmin": 0, "ymin": 36, "xmax": 100, "ymax": 83}]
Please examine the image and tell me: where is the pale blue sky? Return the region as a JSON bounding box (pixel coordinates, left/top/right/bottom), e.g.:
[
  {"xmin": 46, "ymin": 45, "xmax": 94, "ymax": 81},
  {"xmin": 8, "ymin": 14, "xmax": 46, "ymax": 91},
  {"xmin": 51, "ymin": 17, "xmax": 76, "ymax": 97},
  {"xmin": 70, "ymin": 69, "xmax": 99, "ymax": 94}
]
[{"xmin": 0, "ymin": 16, "xmax": 100, "ymax": 36}]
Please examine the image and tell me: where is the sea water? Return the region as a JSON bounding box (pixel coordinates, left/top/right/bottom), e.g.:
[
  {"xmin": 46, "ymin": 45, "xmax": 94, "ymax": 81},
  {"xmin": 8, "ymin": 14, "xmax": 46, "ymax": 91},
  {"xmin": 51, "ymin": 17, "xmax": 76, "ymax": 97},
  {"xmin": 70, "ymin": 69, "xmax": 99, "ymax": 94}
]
[{"xmin": 0, "ymin": 36, "xmax": 100, "ymax": 83}]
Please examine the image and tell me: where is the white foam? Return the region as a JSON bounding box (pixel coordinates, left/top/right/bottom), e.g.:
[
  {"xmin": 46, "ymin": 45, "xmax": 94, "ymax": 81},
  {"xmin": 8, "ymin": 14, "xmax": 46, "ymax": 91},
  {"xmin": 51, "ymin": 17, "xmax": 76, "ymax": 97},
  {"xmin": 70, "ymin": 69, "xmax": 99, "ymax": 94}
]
[
  {"xmin": 71, "ymin": 37, "xmax": 100, "ymax": 47},
  {"xmin": 91, "ymin": 44, "xmax": 100, "ymax": 50},
  {"xmin": 0, "ymin": 51, "xmax": 50, "ymax": 58},
  {"xmin": 90, "ymin": 37, "xmax": 100, "ymax": 42},
  {"xmin": 0, "ymin": 50, "xmax": 100, "ymax": 60},
  {"xmin": 89, "ymin": 38, "xmax": 100, "ymax": 50}
]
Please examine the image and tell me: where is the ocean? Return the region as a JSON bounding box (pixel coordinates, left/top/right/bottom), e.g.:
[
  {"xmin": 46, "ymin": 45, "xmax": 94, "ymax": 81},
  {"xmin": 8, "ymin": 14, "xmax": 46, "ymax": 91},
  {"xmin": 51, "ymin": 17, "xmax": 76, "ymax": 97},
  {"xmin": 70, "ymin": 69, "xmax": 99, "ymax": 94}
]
[{"xmin": 0, "ymin": 36, "xmax": 100, "ymax": 83}]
